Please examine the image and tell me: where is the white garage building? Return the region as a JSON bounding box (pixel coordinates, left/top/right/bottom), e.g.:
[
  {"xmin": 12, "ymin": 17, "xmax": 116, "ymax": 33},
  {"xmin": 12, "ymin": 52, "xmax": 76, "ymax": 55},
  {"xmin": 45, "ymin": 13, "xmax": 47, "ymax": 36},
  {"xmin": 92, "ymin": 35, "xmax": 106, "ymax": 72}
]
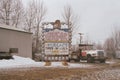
[{"xmin": 0, "ymin": 24, "xmax": 32, "ymax": 58}]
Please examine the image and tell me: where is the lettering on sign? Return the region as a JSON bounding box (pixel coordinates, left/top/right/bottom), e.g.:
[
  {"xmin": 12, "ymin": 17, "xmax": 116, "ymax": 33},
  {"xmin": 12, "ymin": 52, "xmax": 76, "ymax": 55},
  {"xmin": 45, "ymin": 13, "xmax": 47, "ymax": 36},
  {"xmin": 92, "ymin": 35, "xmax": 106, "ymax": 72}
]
[
  {"xmin": 45, "ymin": 43, "xmax": 69, "ymax": 55},
  {"xmin": 44, "ymin": 29, "xmax": 69, "ymax": 42}
]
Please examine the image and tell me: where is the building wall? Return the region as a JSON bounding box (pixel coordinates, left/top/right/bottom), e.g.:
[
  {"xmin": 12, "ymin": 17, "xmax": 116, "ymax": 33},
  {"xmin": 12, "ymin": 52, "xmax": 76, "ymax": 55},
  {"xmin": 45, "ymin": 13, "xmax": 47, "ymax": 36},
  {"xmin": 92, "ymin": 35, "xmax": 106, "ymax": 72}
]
[
  {"xmin": 0, "ymin": 28, "xmax": 32, "ymax": 58},
  {"xmin": 116, "ymin": 50, "xmax": 120, "ymax": 59}
]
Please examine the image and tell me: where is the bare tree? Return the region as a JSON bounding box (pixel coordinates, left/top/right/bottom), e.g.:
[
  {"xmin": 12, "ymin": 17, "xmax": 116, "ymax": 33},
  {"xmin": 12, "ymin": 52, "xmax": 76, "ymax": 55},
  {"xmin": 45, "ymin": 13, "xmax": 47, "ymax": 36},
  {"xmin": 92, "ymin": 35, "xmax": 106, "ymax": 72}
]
[
  {"xmin": 112, "ymin": 29, "xmax": 120, "ymax": 50},
  {"xmin": 104, "ymin": 37, "xmax": 116, "ymax": 58},
  {"xmin": 24, "ymin": 0, "xmax": 36, "ymax": 32},
  {"xmin": 11, "ymin": 0, "xmax": 24, "ymax": 28},
  {"xmin": 104, "ymin": 28, "xmax": 120, "ymax": 58},
  {"xmin": 34, "ymin": 0, "xmax": 47, "ymax": 53},
  {"xmin": 62, "ymin": 5, "xmax": 80, "ymax": 35},
  {"xmin": 25, "ymin": 0, "xmax": 47, "ymax": 55},
  {"xmin": 0, "ymin": 0, "xmax": 24, "ymax": 27},
  {"xmin": 0, "ymin": 0, "xmax": 13, "ymax": 25}
]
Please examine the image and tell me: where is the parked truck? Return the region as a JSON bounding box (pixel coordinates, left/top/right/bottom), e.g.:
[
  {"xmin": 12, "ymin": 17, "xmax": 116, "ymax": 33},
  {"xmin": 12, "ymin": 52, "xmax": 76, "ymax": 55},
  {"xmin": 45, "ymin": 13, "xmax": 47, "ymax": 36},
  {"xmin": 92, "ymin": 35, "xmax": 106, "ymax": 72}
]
[{"xmin": 69, "ymin": 50, "xmax": 106, "ymax": 63}]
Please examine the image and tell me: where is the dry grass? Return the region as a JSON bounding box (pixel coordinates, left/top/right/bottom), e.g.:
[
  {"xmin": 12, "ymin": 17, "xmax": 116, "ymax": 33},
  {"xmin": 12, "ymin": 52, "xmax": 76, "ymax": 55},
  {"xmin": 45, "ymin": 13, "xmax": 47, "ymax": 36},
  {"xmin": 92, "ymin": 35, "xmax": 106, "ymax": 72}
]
[
  {"xmin": 0, "ymin": 68, "xmax": 97, "ymax": 80},
  {"xmin": 0, "ymin": 61, "xmax": 120, "ymax": 80}
]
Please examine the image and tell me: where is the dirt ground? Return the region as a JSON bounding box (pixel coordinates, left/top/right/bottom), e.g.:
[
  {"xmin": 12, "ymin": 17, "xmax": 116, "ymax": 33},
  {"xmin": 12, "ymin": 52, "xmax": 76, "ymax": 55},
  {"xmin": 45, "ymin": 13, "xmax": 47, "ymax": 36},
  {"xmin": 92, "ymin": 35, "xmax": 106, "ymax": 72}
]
[{"xmin": 0, "ymin": 61, "xmax": 120, "ymax": 80}]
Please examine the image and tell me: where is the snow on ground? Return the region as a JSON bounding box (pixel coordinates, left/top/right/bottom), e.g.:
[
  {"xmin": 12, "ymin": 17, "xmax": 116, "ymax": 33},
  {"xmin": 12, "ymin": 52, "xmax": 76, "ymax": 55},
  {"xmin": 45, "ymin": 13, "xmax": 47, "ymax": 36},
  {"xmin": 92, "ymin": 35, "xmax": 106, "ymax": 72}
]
[
  {"xmin": 0, "ymin": 55, "xmax": 36, "ymax": 68},
  {"xmin": 0, "ymin": 55, "xmax": 93, "ymax": 69},
  {"xmin": 69, "ymin": 63, "xmax": 92, "ymax": 68},
  {"xmin": 106, "ymin": 60, "xmax": 116, "ymax": 64}
]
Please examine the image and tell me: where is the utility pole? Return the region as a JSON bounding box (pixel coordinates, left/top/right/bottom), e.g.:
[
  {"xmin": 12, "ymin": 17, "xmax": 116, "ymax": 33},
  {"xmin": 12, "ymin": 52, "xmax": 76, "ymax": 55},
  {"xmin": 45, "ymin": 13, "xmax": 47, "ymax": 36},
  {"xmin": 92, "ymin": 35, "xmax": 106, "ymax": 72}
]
[
  {"xmin": 79, "ymin": 33, "xmax": 83, "ymax": 44},
  {"xmin": 78, "ymin": 33, "xmax": 83, "ymax": 54}
]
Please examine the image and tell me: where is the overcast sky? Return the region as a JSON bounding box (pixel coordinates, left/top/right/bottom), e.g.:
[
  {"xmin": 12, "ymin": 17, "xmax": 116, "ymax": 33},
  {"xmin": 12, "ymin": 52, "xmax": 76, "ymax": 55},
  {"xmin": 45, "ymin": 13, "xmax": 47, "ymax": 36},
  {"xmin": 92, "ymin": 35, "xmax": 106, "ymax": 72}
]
[{"xmin": 23, "ymin": 0, "xmax": 120, "ymax": 44}]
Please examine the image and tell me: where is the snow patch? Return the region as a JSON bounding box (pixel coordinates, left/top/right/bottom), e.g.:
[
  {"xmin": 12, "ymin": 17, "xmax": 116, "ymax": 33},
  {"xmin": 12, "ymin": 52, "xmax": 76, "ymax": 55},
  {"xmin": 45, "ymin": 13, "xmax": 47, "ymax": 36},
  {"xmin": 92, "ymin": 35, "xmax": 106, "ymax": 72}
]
[
  {"xmin": 0, "ymin": 55, "xmax": 93, "ymax": 69},
  {"xmin": 106, "ymin": 60, "xmax": 116, "ymax": 64},
  {"xmin": 68, "ymin": 63, "xmax": 92, "ymax": 68},
  {"xmin": 0, "ymin": 55, "xmax": 36, "ymax": 68}
]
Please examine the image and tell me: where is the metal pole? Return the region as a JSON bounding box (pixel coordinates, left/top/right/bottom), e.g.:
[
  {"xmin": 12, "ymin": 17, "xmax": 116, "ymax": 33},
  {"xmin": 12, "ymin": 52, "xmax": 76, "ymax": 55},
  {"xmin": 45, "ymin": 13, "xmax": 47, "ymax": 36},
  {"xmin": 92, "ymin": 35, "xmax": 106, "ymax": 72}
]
[{"xmin": 79, "ymin": 33, "xmax": 83, "ymax": 44}]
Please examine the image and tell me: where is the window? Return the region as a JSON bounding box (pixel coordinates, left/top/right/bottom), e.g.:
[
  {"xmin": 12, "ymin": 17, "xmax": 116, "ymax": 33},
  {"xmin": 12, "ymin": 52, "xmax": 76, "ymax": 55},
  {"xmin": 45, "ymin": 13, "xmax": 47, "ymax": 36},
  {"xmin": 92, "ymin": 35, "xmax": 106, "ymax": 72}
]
[{"xmin": 9, "ymin": 48, "xmax": 18, "ymax": 53}]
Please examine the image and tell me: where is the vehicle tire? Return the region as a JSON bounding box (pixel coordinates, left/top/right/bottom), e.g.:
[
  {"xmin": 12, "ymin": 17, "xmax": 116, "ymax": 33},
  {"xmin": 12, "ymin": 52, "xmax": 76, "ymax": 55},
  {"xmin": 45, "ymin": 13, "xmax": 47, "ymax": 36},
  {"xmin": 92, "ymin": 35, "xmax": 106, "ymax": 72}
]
[
  {"xmin": 67, "ymin": 59, "xmax": 70, "ymax": 62},
  {"xmin": 87, "ymin": 56, "xmax": 94, "ymax": 63},
  {"xmin": 76, "ymin": 58, "xmax": 80, "ymax": 62},
  {"xmin": 76, "ymin": 60, "xmax": 80, "ymax": 62},
  {"xmin": 100, "ymin": 59, "xmax": 105, "ymax": 63}
]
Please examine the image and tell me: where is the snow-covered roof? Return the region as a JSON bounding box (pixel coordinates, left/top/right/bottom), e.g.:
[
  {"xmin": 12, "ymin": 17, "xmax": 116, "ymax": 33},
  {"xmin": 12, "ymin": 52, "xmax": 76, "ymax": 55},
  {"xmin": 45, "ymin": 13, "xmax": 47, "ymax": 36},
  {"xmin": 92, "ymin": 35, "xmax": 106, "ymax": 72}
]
[{"xmin": 0, "ymin": 24, "xmax": 32, "ymax": 34}]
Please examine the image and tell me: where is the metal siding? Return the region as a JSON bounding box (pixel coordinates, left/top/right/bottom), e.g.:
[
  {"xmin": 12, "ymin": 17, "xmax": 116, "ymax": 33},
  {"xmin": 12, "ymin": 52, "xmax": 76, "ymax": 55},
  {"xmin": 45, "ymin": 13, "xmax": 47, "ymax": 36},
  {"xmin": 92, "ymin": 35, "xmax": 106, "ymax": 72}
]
[{"xmin": 0, "ymin": 28, "xmax": 32, "ymax": 58}]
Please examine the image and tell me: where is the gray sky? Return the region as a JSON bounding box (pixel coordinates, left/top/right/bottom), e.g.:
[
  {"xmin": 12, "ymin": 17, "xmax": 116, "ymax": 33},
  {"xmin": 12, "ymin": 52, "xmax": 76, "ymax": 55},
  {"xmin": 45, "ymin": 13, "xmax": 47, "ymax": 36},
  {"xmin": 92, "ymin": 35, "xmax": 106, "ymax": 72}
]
[{"xmin": 23, "ymin": 0, "xmax": 120, "ymax": 44}]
